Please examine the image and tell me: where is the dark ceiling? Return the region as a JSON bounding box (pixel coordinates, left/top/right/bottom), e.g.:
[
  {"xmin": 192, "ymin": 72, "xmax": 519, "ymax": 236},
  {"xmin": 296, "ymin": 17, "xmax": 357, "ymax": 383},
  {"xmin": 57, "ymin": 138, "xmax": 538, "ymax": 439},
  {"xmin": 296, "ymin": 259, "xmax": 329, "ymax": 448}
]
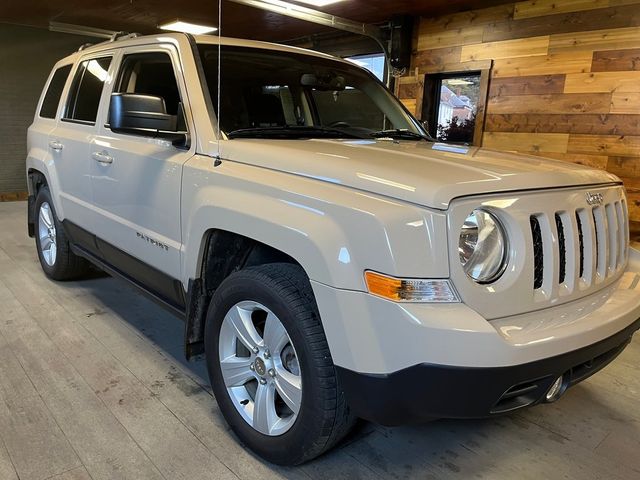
[{"xmin": 2, "ymin": 0, "xmax": 513, "ymax": 41}]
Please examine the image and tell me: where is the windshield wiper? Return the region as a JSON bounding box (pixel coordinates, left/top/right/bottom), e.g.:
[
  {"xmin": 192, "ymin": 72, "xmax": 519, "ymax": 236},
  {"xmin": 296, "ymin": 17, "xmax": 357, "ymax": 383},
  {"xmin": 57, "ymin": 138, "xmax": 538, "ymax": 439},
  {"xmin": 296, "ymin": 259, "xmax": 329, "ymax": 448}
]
[
  {"xmin": 227, "ymin": 125, "xmax": 363, "ymax": 140},
  {"xmin": 370, "ymin": 129, "xmax": 429, "ymax": 141}
]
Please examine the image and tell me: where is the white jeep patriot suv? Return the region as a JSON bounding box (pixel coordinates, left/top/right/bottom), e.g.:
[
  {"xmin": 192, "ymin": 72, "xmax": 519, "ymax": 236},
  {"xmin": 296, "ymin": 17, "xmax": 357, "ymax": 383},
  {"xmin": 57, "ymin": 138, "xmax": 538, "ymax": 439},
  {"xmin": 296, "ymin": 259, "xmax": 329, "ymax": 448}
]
[{"xmin": 27, "ymin": 32, "xmax": 640, "ymax": 465}]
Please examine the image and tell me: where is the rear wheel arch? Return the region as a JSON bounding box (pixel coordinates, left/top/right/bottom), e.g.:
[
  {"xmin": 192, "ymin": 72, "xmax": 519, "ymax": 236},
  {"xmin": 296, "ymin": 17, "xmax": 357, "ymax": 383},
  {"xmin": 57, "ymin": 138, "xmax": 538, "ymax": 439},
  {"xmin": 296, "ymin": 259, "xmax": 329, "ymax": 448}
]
[
  {"xmin": 27, "ymin": 168, "xmax": 48, "ymax": 194},
  {"xmin": 27, "ymin": 169, "xmax": 49, "ymax": 237}
]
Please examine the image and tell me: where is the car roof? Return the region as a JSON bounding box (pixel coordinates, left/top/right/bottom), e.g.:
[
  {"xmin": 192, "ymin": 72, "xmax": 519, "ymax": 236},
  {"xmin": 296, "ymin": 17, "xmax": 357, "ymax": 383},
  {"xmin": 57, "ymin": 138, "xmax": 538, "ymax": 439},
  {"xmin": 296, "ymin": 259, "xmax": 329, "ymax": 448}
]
[{"xmin": 56, "ymin": 32, "xmax": 344, "ymax": 66}]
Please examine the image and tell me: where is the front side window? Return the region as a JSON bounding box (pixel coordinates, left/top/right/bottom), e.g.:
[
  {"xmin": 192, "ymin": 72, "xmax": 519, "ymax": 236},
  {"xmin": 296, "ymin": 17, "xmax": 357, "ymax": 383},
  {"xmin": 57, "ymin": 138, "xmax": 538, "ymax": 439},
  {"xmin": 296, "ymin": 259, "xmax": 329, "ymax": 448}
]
[
  {"xmin": 65, "ymin": 57, "xmax": 112, "ymax": 123},
  {"xmin": 198, "ymin": 45, "xmax": 424, "ymax": 140},
  {"xmin": 40, "ymin": 64, "xmax": 72, "ymax": 119},
  {"xmin": 114, "ymin": 52, "xmax": 182, "ymax": 116}
]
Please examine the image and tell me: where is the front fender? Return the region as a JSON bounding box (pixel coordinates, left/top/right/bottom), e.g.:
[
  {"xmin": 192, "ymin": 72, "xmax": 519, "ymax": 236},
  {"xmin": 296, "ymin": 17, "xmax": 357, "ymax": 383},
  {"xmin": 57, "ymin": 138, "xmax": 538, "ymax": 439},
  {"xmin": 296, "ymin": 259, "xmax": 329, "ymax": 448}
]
[{"xmin": 181, "ymin": 156, "xmax": 449, "ymax": 290}]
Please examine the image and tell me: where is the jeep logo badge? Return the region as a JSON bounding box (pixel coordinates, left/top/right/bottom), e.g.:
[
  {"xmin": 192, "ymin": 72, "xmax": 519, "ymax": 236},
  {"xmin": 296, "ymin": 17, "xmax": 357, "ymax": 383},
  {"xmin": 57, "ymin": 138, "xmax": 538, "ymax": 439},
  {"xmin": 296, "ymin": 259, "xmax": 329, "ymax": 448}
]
[{"xmin": 586, "ymin": 192, "xmax": 604, "ymax": 206}]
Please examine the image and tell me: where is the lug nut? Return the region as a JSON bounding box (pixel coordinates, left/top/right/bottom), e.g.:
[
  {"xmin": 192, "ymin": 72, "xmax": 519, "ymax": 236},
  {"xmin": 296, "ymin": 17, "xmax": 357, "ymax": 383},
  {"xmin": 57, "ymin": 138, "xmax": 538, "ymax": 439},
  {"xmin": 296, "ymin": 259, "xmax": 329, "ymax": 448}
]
[
  {"xmin": 259, "ymin": 378, "xmax": 267, "ymax": 385},
  {"xmin": 249, "ymin": 364, "xmax": 255, "ymax": 371},
  {"xmin": 263, "ymin": 349, "xmax": 271, "ymax": 359},
  {"xmin": 252, "ymin": 347, "xmax": 259, "ymax": 354},
  {"xmin": 268, "ymin": 369, "xmax": 276, "ymax": 377}
]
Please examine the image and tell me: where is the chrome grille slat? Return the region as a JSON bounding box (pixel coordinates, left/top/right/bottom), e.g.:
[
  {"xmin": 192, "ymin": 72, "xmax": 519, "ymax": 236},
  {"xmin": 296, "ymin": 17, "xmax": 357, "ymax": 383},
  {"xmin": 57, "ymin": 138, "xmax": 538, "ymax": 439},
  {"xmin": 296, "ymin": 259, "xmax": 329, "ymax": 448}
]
[
  {"xmin": 593, "ymin": 206, "xmax": 607, "ymax": 281},
  {"xmin": 605, "ymin": 203, "xmax": 618, "ymax": 273},
  {"xmin": 615, "ymin": 201, "xmax": 625, "ymax": 268}
]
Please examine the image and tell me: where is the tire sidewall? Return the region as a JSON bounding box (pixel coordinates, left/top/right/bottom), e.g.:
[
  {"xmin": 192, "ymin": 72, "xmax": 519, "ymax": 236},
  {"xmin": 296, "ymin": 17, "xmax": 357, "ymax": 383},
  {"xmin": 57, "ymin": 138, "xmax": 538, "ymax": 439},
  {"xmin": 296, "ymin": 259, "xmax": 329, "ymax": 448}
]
[
  {"xmin": 205, "ymin": 268, "xmax": 329, "ymax": 465},
  {"xmin": 34, "ymin": 186, "xmax": 59, "ymax": 277}
]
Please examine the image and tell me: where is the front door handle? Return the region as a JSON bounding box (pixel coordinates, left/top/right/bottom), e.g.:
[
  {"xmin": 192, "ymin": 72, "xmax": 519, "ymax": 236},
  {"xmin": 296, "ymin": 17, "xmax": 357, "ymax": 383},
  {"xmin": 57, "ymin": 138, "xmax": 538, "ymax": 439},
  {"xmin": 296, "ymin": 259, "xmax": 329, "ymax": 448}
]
[
  {"xmin": 92, "ymin": 151, "xmax": 113, "ymax": 165},
  {"xmin": 49, "ymin": 140, "xmax": 64, "ymax": 151}
]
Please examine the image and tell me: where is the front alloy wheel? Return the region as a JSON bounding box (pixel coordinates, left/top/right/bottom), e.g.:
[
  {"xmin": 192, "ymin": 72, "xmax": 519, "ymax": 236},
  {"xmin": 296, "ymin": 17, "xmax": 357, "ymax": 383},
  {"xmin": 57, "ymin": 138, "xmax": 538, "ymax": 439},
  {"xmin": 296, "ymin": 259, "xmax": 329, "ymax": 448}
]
[
  {"xmin": 205, "ymin": 263, "xmax": 355, "ymax": 465},
  {"xmin": 219, "ymin": 300, "xmax": 302, "ymax": 436}
]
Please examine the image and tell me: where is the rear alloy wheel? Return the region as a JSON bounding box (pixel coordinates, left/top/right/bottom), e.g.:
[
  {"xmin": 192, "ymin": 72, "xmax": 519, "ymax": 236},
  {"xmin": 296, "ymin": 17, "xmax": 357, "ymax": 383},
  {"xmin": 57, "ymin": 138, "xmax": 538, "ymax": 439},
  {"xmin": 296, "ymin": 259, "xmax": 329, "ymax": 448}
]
[
  {"xmin": 205, "ymin": 263, "xmax": 355, "ymax": 465},
  {"xmin": 38, "ymin": 202, "xmax": 58, "ymax": 267},
  {"xmin": 34, "ymin": 186, "xmax": 89, "ymax": 280}
]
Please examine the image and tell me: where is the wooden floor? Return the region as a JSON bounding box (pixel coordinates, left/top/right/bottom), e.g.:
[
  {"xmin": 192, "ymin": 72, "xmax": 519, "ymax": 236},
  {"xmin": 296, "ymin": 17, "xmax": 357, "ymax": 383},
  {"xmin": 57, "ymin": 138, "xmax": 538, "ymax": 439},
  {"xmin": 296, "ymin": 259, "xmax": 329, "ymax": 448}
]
[{"xmin": 0, "ymin": 200, "xmax": 638, "ymax": 480}]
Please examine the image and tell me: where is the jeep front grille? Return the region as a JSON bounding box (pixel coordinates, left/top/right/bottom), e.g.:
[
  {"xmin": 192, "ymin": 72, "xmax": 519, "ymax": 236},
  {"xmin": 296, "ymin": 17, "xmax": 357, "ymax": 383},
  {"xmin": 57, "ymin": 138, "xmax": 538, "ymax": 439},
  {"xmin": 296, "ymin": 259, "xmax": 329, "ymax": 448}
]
[{"xmin": 530, "ymin": 198, "xmax": 629, "ymax": 293}]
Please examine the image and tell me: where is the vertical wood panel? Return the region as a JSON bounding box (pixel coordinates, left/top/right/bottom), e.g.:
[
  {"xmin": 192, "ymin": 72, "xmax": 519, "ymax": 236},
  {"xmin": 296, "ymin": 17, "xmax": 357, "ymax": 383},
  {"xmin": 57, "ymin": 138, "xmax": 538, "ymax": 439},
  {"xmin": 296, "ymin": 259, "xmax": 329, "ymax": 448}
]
[
  {"xmin": 568, "ymin": 134, "xmax": 640, "ymax": 155},
  {"xmin": 460, "ymin": 36, "xmax": 549, "ymax": 61},
  {"xmin": 487, "ymin": 93, "xmax": 612, "ymax": 114},
  {"xmin": 485, "ymin": 114, "xmax": 640, "ymax": 135},
  {"xmin": 483, "ymin": 132, "xmax": 570, "ymax": 153},
  {"xmin": 592, "ymin": 48, "xmax": 640, "ymax": 71},
  {"xmin": 412, "ymin": 46, "xmax": 462, "ymax": 69},
  {"xmin": 611, "ymin": 92, "xmax": 640, "ymax": 113},
  {"xmin": 488, "ymin": 75, "xmax": 566, "ymax": 96},
  {"xmin": 492, "ymin": 52, "xmax": 593, "ymax": 77},
  {"xmin": 514, "ymin": 0, "xmax": 640, "ymax": 20},
  {"xmin": 549, "ymin": 27, "xmax": 640, "ymax": 53},
  {"xmin": 564, "ymin": 71, "xmax": 640, "ymax": 93},
  {"xmin": 483, "ymin": 5, "xmax": 640, "ymax": 42}
]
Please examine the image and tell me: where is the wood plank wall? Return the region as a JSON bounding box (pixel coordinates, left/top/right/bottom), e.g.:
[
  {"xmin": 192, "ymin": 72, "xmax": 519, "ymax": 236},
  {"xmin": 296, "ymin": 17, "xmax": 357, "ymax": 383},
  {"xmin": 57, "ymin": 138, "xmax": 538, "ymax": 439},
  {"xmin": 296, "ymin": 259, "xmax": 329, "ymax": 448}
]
[{"xmin": 399, "ymin": 0, "xmax": 640, "ymax": 239}]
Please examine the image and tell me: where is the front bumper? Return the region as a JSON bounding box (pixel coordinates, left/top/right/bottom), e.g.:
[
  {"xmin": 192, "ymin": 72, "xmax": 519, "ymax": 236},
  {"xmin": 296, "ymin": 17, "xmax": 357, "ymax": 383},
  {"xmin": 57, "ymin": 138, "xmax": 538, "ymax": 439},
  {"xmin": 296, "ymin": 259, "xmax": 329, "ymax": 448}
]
[
  {"xmin": 336, "ymin": 316, "xmax": 638, "ymax": 425},
  {"xmin": 311, "ymin": 248, "xmax": 640, "ymax": 424}
]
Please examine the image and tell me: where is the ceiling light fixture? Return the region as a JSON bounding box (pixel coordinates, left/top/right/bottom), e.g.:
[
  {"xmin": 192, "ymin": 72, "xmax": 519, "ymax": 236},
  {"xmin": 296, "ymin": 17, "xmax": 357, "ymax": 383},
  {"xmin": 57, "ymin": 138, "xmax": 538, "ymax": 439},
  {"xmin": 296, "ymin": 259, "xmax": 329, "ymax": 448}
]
[
  {"xmin": 291, "ymin": 0, "xmax": 344, "ymax": 6},
  {"xmin": 159, "ymin": 20, "xmax": 218, "ymax": 35}
]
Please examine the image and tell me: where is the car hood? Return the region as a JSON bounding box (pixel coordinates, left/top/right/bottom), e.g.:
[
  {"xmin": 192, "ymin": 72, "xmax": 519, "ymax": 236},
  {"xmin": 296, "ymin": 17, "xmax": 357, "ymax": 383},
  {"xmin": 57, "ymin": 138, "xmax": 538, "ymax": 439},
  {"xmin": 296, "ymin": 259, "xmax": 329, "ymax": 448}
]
[{"xmin": 221, "ymin": 139, "xmax": 620, "ymax": 210}]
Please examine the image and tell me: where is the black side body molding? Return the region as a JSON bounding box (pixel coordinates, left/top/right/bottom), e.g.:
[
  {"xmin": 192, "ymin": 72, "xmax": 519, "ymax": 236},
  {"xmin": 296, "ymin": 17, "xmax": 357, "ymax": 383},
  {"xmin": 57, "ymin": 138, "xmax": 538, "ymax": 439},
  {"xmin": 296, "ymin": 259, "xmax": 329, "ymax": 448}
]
[{"xmin": 63, "ymin": 221, "xmax": 186, "ymax": 318}]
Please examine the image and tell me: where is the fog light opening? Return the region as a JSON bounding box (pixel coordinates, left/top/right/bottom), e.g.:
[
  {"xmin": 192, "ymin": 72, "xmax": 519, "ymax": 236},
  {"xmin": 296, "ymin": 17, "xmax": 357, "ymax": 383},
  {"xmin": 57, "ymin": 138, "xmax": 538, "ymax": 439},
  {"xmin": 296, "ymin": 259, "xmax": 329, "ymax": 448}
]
[{"xmin": 545, "ymin": 375, "xmax": 565, "ymax": 403}]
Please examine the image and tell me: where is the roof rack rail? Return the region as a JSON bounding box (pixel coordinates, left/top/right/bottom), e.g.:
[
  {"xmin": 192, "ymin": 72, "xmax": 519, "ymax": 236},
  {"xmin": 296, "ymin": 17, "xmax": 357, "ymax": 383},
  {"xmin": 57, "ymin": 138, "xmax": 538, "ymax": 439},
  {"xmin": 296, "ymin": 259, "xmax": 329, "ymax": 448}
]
[
  {"xmin": 109, "ymin": 31, "xmax": 141, "ymax": 42},
  {"xmin": 77, "ymin": 43, "xmax": 94, "ymax": 51}
]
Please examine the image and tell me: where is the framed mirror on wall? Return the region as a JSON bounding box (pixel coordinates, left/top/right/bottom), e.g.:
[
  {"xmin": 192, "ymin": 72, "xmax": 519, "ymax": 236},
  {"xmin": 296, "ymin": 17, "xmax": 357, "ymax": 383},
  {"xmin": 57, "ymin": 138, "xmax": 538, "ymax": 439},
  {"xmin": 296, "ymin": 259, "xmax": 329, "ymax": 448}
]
[{"xmin": 417, "ymin": 62, "xmax": 492, "ymax": 147}]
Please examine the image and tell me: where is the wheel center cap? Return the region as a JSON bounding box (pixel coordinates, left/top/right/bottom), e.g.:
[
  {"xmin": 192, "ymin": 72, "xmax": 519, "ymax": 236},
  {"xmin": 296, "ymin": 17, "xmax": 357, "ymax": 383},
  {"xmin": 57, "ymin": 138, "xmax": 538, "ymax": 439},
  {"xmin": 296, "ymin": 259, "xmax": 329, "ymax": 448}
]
[{"xmin": 254, "ymin": 357, "xmax": 266, "ymax": 376}]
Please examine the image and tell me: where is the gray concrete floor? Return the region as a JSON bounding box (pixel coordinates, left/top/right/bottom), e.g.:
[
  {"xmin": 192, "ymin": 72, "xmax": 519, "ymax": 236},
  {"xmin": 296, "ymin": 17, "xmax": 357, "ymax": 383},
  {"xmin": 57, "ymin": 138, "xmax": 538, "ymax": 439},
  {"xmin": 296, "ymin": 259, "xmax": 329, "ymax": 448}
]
[{"xmin": 0, "ymin": 200, "xmax": 638, "ymax": 480}]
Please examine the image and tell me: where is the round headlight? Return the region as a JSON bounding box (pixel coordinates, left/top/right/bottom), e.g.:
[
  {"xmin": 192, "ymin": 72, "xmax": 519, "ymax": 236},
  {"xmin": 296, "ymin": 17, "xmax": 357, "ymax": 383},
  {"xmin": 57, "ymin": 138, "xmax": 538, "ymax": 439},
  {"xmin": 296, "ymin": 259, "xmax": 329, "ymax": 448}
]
[{"xmin": 459, "ymin": 209, "xmax": 508, "ymax": 283}]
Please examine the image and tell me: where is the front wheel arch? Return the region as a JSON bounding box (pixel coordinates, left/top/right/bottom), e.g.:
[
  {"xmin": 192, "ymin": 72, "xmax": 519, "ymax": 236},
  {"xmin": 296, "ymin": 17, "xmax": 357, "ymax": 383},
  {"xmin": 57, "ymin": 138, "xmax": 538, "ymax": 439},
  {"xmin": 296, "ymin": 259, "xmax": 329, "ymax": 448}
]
[{"xmin": 184, "ymin": 229, "xmax": 308, "ymax": 359}]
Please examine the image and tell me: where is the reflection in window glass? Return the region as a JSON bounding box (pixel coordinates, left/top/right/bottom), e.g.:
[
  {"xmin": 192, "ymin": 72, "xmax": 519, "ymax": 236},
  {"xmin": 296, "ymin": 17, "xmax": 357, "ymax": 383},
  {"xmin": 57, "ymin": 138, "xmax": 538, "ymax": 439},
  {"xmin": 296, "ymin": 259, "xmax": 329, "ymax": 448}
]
[
  {"xmin": 40, "ymin": 65, "xmax": 72, "ymax": 119},
  {"xmin": 436, "ymin": 75, "xmax": 480, "ymax": 144},
  {"xmin": 346, "ymin": 53, "xmax": 386, "ymax": 81}
]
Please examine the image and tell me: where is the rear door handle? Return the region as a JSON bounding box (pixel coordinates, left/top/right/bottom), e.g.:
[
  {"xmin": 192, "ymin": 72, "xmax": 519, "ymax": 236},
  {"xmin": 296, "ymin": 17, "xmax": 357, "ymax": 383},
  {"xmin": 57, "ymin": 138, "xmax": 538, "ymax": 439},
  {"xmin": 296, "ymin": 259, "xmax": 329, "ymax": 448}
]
[
  {"xmin": 49, "ymin": 140, "xmax": 63, "ymax": 151},
  {"xmin": 92, "ymin": 151, "xmax": 113, "ymax": 165}
]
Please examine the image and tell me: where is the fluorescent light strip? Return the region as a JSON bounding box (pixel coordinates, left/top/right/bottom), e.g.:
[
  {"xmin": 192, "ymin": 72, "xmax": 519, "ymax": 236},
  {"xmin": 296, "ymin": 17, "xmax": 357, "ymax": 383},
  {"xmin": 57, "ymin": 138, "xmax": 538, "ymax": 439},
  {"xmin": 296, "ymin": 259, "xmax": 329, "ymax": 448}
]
[
  {"xmin": 159, "ymin": 21, "xmax": 218, "ymax": 35},
  {"xmin": 292, "ymin": 0, "xmax": 344, "ymax": 5}
]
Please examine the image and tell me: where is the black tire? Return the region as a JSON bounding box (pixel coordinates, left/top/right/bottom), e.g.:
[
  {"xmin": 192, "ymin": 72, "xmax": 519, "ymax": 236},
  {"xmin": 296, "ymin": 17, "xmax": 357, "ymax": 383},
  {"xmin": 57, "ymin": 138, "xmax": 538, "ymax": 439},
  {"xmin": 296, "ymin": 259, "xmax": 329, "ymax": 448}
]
[
  {"xmin": 34, "ymin": 186, "xmax": 90, "ymax": 280},
  {"xmin": 204, "ymin": 263, "xmax": 355, "ymax": 465}
]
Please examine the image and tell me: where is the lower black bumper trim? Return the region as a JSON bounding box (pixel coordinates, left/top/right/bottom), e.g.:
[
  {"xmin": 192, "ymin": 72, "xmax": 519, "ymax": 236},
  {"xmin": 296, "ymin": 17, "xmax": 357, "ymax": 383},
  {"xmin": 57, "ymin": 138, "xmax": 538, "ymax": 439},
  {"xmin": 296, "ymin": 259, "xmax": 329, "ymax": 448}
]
[{"xmin": 336, "ymin": 317, "xmax": 640, "ymax": 426}]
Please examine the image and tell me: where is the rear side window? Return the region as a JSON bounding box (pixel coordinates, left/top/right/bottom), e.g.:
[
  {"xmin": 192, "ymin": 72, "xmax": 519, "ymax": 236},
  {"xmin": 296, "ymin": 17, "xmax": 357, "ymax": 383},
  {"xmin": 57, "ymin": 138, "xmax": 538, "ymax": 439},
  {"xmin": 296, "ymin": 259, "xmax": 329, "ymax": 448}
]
[
  {"xmin": 64, "ymin": 57, "xmax": 112, "ymax": 123},
  {"xmin": 40, "ymin": 65, "xmax": 72, "ymax": 119}
]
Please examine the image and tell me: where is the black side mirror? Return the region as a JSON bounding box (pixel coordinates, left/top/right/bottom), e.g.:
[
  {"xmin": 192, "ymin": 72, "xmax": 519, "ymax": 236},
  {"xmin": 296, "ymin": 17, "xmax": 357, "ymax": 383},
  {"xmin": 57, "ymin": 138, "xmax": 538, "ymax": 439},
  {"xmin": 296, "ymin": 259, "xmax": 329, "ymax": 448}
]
[{"xmin": 108, "ymin": 93, "xmax": 187, "ymax": 145}]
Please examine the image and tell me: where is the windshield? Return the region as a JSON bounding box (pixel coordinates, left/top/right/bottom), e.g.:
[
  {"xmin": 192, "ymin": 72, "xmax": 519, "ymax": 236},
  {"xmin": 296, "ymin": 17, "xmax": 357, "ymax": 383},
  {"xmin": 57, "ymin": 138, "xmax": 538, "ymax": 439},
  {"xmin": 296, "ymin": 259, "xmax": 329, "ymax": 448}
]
[{"xmin": 197, "ymin": 44, "xmax": 425, "ymax": 140}]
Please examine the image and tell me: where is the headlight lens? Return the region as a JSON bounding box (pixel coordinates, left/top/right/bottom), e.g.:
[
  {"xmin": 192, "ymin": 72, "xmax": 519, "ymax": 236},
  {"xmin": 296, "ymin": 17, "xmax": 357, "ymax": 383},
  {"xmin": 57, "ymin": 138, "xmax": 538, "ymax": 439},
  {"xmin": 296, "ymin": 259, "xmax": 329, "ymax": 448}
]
[{"xmin": 459, "ymin": 209, "xmax": 508, "ymax": 283}]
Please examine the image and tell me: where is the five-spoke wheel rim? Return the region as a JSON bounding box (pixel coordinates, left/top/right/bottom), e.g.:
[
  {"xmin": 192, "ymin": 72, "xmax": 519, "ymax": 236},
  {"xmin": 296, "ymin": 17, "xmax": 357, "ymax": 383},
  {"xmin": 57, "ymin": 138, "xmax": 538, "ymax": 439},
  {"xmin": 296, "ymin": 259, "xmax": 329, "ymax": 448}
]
[
  {"xmin": 219, "ymin": 301, "xmax": 302, "ymax": 436},
  {"xmin": 38, "ymin": 202, "xmax": 57, "ymax": 266}
]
